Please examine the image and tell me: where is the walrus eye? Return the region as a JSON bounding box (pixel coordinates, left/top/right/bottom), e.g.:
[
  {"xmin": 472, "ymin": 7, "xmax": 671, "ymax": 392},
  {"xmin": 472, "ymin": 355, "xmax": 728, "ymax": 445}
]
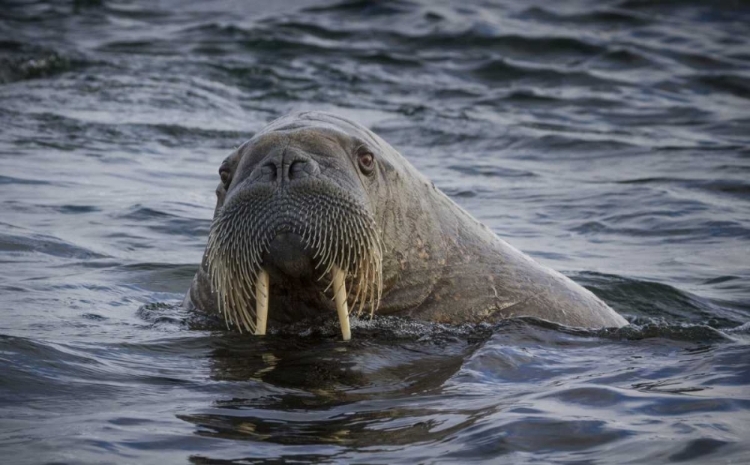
[
  {"xmin": 219, "ymin": 167, "xmax": 232, "ymax": 188},
  {"xmin": 358, "ymin": 150, "xmax": 375, "ymax": 175}
]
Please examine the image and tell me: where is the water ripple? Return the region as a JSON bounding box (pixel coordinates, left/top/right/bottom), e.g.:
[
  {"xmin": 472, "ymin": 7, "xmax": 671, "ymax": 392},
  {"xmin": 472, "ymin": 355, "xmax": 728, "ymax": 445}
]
[{"xmin": 1, "ymin": 0, "xmax": 749, "ymax": 463}]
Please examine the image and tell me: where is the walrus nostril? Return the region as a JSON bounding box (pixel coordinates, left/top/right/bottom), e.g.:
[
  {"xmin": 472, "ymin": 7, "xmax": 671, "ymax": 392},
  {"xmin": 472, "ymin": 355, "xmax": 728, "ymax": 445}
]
[
  {"xmin": 288, "ymin": 159, "xmax": 312, "ymax": 180},
  {"xmin": 288, "ymin": 159, "xmax": 303, "ymax": 180},
  {"xmin": 261, "ymin": 162, "xmax": 277, "ymax": 182},
  {"xmin": 250, "ymin": 154, "xmax": 320, "ymax": 185}
]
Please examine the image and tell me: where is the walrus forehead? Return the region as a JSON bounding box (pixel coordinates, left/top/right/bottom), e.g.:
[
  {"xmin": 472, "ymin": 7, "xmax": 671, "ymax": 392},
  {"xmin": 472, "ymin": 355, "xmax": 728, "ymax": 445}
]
[
  {"xmin": 238, "ymin": 126, "xmax": 359, "ymax": 166},
  {"xmin": 261, "ymin": 111, "xmax": 385, "ymax": 151}
]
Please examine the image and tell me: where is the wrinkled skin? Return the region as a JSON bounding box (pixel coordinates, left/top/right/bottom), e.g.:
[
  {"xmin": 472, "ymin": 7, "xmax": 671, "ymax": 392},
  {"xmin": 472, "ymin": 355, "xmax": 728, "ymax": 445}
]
[{"xmin": 185, "ymin": 111, "xmax": 628, "ymax": 329}]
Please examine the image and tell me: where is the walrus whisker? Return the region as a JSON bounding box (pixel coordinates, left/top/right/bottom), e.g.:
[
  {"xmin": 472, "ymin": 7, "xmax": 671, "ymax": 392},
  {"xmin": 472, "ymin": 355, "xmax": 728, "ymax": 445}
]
[
  {"xmin": 360, "ymin": 258, "xmax": 372, "ymax": 318},
  {"xmin": 322, "ymin": 272, "xmax": 335, "ymax": 294},
  {"xmin": 352, "ymin": 251, "xmax": 364, "ymax": 314},
  {"xmin": 203, "ymin": 181, "xmax": 383, "ymax": 340}
]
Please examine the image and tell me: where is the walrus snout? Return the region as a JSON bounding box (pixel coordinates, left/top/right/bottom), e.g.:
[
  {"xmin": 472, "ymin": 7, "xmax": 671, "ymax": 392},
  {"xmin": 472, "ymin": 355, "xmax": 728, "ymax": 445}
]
[
  {"xmin": 203, "ymin": 167, "xmax": 382, "ymax": 340},
  {"xmin": 262, "ymin": 233, "xmax": 316, "ymax": 280}
]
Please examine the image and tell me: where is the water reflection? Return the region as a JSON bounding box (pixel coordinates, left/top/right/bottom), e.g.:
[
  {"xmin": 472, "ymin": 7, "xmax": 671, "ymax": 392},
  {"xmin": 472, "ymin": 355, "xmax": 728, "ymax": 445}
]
[{"xmin": 177, "ymin": 323, "xmax": 487, "ymax": 452}]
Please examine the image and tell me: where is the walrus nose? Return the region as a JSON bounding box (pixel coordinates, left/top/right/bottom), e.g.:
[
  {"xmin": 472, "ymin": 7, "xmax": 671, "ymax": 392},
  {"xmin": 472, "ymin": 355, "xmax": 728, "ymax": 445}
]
[{"xmin": 255, "ymin": 152, "xmax": 320, "ymax": 184}]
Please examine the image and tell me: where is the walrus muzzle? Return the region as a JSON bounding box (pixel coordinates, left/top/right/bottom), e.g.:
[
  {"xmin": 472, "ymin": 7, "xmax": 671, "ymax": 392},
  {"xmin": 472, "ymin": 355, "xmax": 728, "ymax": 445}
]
[{"xmin": 204, "ymin": 179, "xmax": 382, "ymax": 340}]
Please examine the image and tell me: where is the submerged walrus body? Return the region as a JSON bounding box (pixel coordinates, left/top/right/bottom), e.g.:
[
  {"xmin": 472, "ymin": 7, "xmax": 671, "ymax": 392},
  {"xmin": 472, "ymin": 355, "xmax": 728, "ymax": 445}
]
[{"xmin": 185, "ymin": 111, "xmax": 628, "ymax": 339}]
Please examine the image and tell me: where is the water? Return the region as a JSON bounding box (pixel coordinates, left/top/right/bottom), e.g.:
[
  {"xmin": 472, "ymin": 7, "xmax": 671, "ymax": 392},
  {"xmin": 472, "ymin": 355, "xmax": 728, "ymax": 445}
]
[{"xmin": 1, "ymin": 0, "xmax": 749, "ymax": 463}]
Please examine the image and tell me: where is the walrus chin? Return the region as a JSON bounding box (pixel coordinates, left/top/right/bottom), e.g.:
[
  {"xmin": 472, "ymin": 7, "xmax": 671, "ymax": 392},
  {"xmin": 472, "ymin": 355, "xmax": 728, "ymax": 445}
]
[{"xmin": 204, "ymin": 180, "xmax": 383, "ymax": 341}]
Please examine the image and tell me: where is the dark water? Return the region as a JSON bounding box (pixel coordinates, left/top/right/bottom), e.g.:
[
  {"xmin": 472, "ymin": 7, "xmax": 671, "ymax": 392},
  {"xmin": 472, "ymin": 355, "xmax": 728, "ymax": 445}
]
[{"xmin": 1, "ymin": 0, "xmax": 749, "ymax": 463}]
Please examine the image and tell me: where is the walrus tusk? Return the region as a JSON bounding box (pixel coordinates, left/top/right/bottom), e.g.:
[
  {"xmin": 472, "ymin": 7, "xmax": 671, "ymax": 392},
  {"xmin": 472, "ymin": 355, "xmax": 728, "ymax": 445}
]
[
  {"xmin": 332, "ymin": 265, "xmax": 351, "ymax": 341},
  {"xmin": 255, "ymin": 269, "xmax": 269, "ymax": 335}
]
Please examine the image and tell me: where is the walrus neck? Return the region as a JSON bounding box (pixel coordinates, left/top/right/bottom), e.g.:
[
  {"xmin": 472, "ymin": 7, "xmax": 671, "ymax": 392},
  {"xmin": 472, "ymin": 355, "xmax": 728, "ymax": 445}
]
[{"xmin": 374, "ymin": 177, "xmax": 452, "ymax": 315}]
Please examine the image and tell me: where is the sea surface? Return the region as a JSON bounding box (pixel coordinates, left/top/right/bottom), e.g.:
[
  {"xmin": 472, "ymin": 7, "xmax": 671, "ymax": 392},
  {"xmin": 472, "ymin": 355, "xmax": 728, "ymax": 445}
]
[{"xmin": 1, "ymin": 1, "xmax": 749, "ymax": 464}]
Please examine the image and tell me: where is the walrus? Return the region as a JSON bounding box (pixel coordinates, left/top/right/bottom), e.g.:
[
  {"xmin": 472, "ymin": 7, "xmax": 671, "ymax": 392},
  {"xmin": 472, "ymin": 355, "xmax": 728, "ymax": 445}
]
[{"xmin": 184, "ymin": 111, "xmax": 628, "ymax": 340}]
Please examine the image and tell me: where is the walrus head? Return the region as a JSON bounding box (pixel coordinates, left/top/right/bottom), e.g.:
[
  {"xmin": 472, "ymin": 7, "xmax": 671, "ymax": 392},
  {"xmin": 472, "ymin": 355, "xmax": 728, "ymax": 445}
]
[{"xmin": 204, "ymin": 112, "xmax": 399, "ymax": 339}]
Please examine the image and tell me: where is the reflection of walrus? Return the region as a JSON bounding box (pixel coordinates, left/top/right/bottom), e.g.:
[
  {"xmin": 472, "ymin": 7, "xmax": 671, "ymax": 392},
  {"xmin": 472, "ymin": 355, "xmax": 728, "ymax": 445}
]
[{"xmin": 184, "ymin": 111, "xmax": 627, "ymax": 339}]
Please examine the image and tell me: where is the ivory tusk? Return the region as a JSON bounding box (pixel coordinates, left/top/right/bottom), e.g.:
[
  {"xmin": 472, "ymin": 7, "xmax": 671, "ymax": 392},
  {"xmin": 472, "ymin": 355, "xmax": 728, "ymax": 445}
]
[
  {"xmin": 332, "ymin": 265, "xmax": 351, "ymax": 341},
  {"xmin": 255, "ymin": 269, "xmax": 269, "ymax": 335}
]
